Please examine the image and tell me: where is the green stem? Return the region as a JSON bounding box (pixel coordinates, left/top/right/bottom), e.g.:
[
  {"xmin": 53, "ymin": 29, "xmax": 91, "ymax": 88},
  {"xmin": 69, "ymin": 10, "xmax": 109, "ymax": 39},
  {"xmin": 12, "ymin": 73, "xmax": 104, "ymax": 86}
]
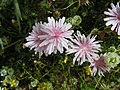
[
  {"xmin": 17, "ymin": 61, "xmax": 37, "ymax": 81},
  {"xmin": 77, "ymin": 0, "xmax": 81, "ymax": 11},
  {"xmin": 0, "ymin": 39, "xmax": 23, "ymax": 54},
  {"xmin": 60, "ymin": 1, "xmax": 78, "ymax": 10},
  {"xmin": 0, "ymin": 38, "xmax": 4, "ymax": 49},
  {"xmin": 79, "ymin": 26, "xmax": 87, "ymax": 35},
  {"xmin": 39, "ymin": 71, "xmax": 49, "ymax": 80},
  {"xmin": 93, "ymin": 76, "xmax": 102, "ymax": 88}
]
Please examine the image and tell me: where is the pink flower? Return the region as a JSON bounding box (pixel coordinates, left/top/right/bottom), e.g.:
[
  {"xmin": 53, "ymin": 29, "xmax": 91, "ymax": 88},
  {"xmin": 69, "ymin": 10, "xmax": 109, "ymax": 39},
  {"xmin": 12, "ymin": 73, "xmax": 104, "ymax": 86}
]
[
  {"xmin": 90, "ymin": 55, "xmax": 110, "ymax": 76},
  {"xmin": 104, "ymin": 2, "xmax": 120, "ymax": 35},
  {"xmin": 39, "ymin": 17, "xmax": 74, "ymax": 55},
  {"xmin": 67, "ymin": 31, "xmax": 101, "ymax": 65},
  {"xmin": 24, "ymin": 22, "xmax": 47, "ymax": 57}
]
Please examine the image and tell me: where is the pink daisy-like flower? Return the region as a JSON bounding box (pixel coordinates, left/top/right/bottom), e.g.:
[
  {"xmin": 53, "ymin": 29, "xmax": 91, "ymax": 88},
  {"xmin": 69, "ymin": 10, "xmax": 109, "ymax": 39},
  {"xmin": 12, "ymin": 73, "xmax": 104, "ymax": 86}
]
[
  {"xmin": 104, "ymin": 2, "xmax": 120, "ymax": 35},
  {"xmin": 39, "ymin": 17, "xmax": 74, "ymax": 55},
  {"xmin": 24, "ymin": 22, "xmax": 47, "ymax": 57},
  {"xmin": 90, "ymin": 55, "xmax": 110, "ymax": 76},
  {"xmin": 67, "ymin": 31, "xmax": 101, "ymax": 65}
]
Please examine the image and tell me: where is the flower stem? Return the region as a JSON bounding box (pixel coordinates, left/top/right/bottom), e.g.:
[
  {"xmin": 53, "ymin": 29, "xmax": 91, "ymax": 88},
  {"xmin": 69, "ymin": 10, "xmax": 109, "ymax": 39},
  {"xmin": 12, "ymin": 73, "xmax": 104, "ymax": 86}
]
[{"xmin": 60, "ymin": 1, "xmax": 78, "ymax": 10}]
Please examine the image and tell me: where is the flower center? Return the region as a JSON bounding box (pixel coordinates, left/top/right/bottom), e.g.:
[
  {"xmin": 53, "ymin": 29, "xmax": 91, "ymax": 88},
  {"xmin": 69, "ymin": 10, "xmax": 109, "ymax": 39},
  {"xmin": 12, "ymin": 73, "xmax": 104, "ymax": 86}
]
[
  {"xmin": 117, "ymin": 15, "xmax": 120, "ymax": 20},
  {"xmin": 54, "ymin": 31, "xmax": 61, "ymax": 37},
  {"xmin": 81, "ymin": 44, "xmax": 89, "ymax": 51},
  {"xmin": 53, "ymin": 27, "xmax": 61, "ymax": 38},
  {"xmin": 94, "ymin": 56, "xmax": 106, "ymax": 68}
]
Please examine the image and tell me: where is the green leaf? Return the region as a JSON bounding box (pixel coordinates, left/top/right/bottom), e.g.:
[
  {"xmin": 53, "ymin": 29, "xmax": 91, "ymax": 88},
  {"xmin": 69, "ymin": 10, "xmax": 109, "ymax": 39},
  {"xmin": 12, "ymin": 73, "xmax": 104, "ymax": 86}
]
[
  {"xmin": 14, "ymin": 0, "xmax": 22, "ymax": 30},
  {"xmin": 40, "ymin": 1, "xmax": 51, "ymax": 10},
  {"xmin": 0, "ymin": 38, "xmax": 4, "ymax": 49},
  {"xmin": 72, "ymin": 15, "xmax": 82, "ymax": 25}
]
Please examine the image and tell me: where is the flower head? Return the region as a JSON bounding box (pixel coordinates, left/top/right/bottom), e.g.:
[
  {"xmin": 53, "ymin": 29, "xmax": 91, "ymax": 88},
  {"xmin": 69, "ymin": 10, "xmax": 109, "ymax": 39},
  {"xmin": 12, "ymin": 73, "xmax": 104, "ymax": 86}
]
[
  {"xmin": 39, "ymin": 17, "xmax": 74, "ymax": 55},
  {"xmin": 67, "ymin": 31, "xmax": 101, "ymax": 65},
  {"xmin": 84, "ymin": 66, "xmax": 92, "ymax": 75},
  {"xmin": 104, "ymin": 2, "xmax": 120, "ymax": 35},
  {"xmin": 104, "ymin": 52, "xmax": 120, "ymax": 68},
  {"xmin": 10, "ymin": 80, "xmax": 19, "ymax": 87},
  {"xmin": 90, "ymin": 55, "xmax": 110, "ymax": 76},
  {"xmin": 24, "ymin": 22, "xmax": 47, "ymax": 57}
]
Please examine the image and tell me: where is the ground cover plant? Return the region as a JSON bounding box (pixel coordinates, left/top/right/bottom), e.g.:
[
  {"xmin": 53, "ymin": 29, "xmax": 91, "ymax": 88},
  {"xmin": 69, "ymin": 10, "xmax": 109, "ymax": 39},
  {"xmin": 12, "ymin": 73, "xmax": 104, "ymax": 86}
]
[{"xmin": 0, "ymin": 0, "xmax": 120, "ymax": 90}]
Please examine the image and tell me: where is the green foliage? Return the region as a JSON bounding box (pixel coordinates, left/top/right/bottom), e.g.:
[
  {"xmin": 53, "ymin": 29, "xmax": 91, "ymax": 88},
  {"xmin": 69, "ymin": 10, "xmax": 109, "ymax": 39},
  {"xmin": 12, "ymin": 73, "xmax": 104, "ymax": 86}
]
[
  {"xmin": 0, "ymin": 66, "xmax": 19, "ymax": 89},
  {"xmin": 66, "ymin": 15, "xmax": 82, "ymax": 26},
  {"xmin": 105, "ymin": 52, "xmax": 120, "ymax": 68},
  {"xmin": 14, "ymin": 0, "xmax": 22, "ymax": 30},
  {"xmin": 37, "ymin": 82, "xmax": 53, "ymax": 90},
  {"xmin": 0, "ymin": 0, "xmax": 120, "ymax": 89}
]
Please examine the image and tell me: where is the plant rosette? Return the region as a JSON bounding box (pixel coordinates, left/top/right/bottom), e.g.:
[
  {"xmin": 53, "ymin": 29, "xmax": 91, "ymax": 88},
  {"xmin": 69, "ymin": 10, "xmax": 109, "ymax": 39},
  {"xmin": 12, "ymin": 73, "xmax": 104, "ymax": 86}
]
[{"xmin": 104, "ymin": 52, "xmax": 120, "ymax": 68}]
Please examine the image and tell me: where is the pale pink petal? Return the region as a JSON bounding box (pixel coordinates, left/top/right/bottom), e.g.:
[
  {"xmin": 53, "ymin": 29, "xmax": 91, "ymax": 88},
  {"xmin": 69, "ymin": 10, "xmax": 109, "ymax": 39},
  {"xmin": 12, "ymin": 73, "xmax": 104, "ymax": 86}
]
[
  {"xmin": 104, "ymin": 17, "xmax": 116, "ymax": 21},
  {"xmin": 90, "ymin": 55, "xmax": 110, "ymax": 76},
  {"xmin": 67, "ymin": 31, "xmax": 101, "ymax": 65},
  {"xmin": 105, "ymin": 20, "xmax": 115, "ymax": 26},
  {"xmin": 38, "ymin": 17, "xmax": 73, "ymax": 55},
  {"xmin": 117, "ymin": 2, "xmax": 120, "ymax": 7},
  {"xmin": 104, "ymin": 11, "xmax": 116, "ymax": 16},
  {"xmin": 39, "ymin": 40, "xmax": 49, "ymax": 47},
  {"xmin": 104, "ymin": 2, "xmax": 120, "ymax": 35},
  {"xmin": 118, "ymin": 26, "xmax": 120, "ymax": 35},
  {"xmin": 111, "ymin": 22, "xmax": 118, "ymax": 30},
  {"xmin": 38, "ymin": 35, "xmax": 48, "ymax": 40},
  {"xmin": 57, "ymin": 43, "xmax": 63, "ymax": 53},
  {"xmin": 24, "ymin": 22, "xmax": 48, "ymax": 57}
]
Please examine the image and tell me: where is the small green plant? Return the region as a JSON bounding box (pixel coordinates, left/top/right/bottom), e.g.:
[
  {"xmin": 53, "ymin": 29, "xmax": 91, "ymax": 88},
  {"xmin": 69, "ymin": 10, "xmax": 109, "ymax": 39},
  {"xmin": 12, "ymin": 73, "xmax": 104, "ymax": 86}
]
[{"xmin": 0, "ymin": 66, "xmax": 19, "ymax": 89}]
